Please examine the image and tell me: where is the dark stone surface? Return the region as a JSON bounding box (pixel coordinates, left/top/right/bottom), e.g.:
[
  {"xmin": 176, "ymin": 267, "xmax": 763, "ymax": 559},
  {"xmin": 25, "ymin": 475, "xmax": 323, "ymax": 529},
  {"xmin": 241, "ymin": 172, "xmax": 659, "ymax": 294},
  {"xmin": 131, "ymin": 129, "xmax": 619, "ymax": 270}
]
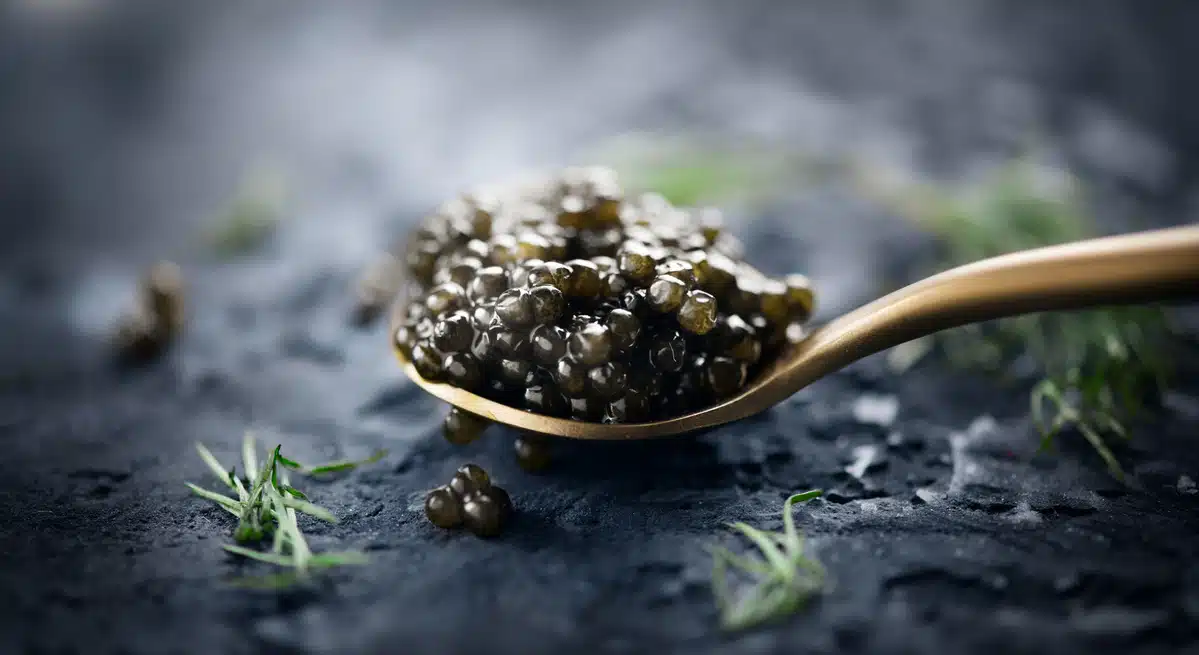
[{"xmin": 3, "ymin": 2, "xmax": 1199, "ymax": 654}]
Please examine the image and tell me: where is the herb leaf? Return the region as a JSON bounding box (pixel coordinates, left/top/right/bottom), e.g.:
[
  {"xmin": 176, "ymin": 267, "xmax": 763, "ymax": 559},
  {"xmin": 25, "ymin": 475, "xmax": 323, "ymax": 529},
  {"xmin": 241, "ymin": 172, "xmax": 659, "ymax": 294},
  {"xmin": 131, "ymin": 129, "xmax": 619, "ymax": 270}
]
[
  {"xmin": 186, "ymin": 483, "xmax": 242, "ymax": 516},
  {"xmin": 277, "ymin": 449, "xmax": 388, "ymax": 476},
  {"xmin": 280, "ymin": 496, "xmax": 338, "ymax": 524},
  {"xmin": 186, "ymin": 433, "xmax": 382, "ymax": 587},
  {"xmin": 195, "ymin": 443, "xmax": 236, "ymax": 492},
  {"xmin": 222, "ymin": 544, "xmax": 298, "ymax": 567},
  {"xmin": 711, "ymin": 490, "xmax": 825, "ymax": 631}
]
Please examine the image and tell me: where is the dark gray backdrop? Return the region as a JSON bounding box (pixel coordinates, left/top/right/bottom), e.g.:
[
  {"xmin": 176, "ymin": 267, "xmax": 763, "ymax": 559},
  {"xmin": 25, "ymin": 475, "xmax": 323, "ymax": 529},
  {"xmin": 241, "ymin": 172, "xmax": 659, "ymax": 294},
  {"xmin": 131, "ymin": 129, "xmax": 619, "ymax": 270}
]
[{"xmin": 2, "ymin": 2, "xmax": 1198, "ymax": 654}]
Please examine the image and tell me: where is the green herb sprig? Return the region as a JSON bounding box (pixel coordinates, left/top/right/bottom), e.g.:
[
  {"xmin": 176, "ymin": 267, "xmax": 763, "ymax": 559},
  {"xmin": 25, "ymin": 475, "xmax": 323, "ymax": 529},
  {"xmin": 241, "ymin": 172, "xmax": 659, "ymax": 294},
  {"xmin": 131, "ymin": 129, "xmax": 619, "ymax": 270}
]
[
  {"xmin": 205, "ymin": 168, "xmax": 286, "ymax": 256},
  {"xmin": 187, "ymin": 432, "xmax": 385, "ymax": 587},
  {"xmin": 869, "ymin": 161, "xmax": 1175, "ymax": 479},
  {"xmin": 709, "ymin": 490, "xmax": 826, "ymax": 631}
]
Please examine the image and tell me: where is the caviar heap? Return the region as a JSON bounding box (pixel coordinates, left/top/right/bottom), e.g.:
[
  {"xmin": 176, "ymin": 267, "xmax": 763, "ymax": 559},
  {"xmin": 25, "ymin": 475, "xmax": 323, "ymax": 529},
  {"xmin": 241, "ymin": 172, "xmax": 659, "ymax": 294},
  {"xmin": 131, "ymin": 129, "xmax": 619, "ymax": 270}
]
[
  {"xmin": 424, "ymin": 464, "xmax": 513, "ymax": 537},
  {"xmin": 392, "ymin": 167, "xmax": 815, "ymax": 423}
]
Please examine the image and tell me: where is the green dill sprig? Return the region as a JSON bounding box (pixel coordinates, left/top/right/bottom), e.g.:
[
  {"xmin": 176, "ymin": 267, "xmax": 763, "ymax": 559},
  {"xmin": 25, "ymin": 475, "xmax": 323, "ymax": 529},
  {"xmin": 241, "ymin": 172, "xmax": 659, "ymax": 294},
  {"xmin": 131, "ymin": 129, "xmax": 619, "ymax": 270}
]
[
  {"xmin": 205, "ymin": 168, "xmax": 286, "ymax": 256},
  {"xmin": 870, "ymin": 160, "xmax": 1175, "ymax": 479},
  {"xmin": 187, "ymin": 432, "xmax": 383, "ymax": 586},
  {"xmin": 591, "ymin": 134, "xmax": 803, "ymax": 207},
  {"xmin": 709, "ymin": 490, "xmax": 826, "ymax": 631},
  {"xmin": 276, "ymin": 449, "xmax": 388, "ymax": 476}
]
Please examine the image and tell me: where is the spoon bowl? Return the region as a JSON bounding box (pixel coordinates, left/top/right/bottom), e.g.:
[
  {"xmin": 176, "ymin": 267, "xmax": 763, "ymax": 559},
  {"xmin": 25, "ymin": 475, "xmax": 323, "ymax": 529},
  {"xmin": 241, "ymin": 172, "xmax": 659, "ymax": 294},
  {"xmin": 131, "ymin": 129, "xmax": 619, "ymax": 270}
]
[{"xmin": 392, "ymin": 225, "xmax": 1199, "ymax": 440}]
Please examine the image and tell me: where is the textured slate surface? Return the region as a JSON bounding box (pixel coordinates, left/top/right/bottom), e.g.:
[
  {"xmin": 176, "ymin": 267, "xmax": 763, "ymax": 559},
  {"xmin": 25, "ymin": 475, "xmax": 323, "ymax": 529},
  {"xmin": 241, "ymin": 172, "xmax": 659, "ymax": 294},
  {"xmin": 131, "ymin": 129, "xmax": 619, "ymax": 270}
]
[{"xmin": 3, "ymin": 2, "xmax": 1199, "ymax": 654}]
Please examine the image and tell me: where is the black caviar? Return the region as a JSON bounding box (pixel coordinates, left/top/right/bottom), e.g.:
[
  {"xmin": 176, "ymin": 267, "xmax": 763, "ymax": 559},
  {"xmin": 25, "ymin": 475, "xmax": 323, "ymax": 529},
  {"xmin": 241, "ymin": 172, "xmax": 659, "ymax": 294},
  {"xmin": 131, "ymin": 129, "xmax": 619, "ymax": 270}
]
[
  {"xmin": 392, "ymin": 167, "xmax": 816, "ymax": 423},
  {"xmin": 424, "ymin": 463, "xmax": 513, "ymax": 537},
  {"xmin": 113, "ymin": 261, "xmax": 185, "ymax": 363}
]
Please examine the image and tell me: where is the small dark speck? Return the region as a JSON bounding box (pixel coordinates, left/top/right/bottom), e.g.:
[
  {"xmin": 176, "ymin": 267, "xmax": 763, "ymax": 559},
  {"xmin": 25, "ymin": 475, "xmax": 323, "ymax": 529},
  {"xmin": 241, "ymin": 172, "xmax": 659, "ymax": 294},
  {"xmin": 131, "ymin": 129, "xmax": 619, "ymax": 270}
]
[
  {"xmin": 192, "ymin": 370, "xmax": 226, "ymax": 392},
  {"xmin": 46, "ymin": 590, "xmax": 86, "ymax": 610},
  {"xmin": 1037, "ymin": 504, "xmax": 1095, "ymax": 518},
  {"xmin": 279, "ymin": 332, "xmax": 345, "ymax": 366},
  {"xmin": 284, "ymin": 272, "xmax": 341, "ymax": 314},
  {"xmin": 15, "ymin": 268, "xmax": 58, "ymax": 295},
  {"xmin": 89, "ymin": 484, "xmax": 114, "ymax": 499},
  {"xmin": 1053, "ymin": 573, "xmax": 1081, "ymax": 594},
  {"xmin": 69, "ymin": 469, "xmax": 131, "ymax": 483},
  {"xmin": 834, "ymin": 622, "xmax": 869, "ymax": 649},
  {"xmin": 824, "ymin": 491, "xmax": 856, "ymax": 504}
]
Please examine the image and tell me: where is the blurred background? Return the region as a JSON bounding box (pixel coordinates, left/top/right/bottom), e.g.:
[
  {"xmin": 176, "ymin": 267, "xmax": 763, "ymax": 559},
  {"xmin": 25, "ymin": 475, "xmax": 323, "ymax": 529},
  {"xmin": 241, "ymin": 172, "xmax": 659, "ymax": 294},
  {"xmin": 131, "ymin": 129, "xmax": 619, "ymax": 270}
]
[
  {"xmin": 3, "ymin": 0, "xmax": 1197, "ymax": 332},
  {"xmin": 4, "ymin": 2, "xmax": 1199, "ymax": 652}
]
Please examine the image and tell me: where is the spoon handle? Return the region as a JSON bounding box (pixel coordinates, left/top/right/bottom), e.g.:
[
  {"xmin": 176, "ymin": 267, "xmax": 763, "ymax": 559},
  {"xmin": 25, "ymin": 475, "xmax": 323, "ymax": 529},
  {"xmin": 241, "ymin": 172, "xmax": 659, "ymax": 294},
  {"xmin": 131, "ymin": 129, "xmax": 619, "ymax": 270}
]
[{"xmin": 781, "ymin": 225, "xmax": 1199, "ymax": 391}]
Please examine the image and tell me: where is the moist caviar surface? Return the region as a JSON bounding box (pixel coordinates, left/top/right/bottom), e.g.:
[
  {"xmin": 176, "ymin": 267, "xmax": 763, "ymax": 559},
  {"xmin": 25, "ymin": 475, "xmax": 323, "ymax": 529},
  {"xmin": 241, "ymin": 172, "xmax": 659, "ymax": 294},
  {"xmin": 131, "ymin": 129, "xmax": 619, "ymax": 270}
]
[
  {"xmin": 424, "ymin": 464, "xmax": 513, "ymax": 537},
  {"xmin": 392, "ymin": 167, "xmax": 815, "ymax": 424}
]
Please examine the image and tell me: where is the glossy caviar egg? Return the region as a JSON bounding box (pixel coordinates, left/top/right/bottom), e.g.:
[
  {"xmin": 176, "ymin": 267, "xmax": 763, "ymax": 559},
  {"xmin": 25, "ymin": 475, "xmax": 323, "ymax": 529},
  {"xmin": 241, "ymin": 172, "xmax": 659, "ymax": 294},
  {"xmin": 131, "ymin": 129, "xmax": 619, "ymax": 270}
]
[
  {"xmin": 555, "ymin": 358, "xmax": 588, "ymax": 397},
  {"xmin": 617, "ymin": 243, "xmax": 656, "ymax": 284},
  {"xmin": 647, "ymin": 275, "xmax": 688, "ymax": 313},
  {"xmin": 393, "ymin": 324, "xmax": 417, "ymax": 357},
  {"xmin": 655, "ymin": 259, "xmax": 696, "ymax": 286},
  {"xmin": 587, "ymin": 361, "xmax": 628, "ymax": 400},
  {"xmin": 424, "ymin": 486, "xmax": 463, "ymax": 528},
  {"xmin": 677, "ymin": 290, "xmax": 718, "ymax": 335},
  {"xmin": 455, "ymin": 463, "xmax": 492, "ymax": 492},
  {"xmin": 411, "ymin": 342, "xmax": 445, "ymax": 380},
  {"xmin": 432, "ymin": 311, "xmax": 474, "ymax": 352},
  {"xmin": 468, "ymin": 266, "xmax": 510, "ymax": 302},
  {"xmin": 526, "ymin": 262, "xmax": 573, "ymax": 292},
  {"xmin": 462, "ymin": 492, "xmax": 505, "ymax": 538},
  {"xmin": 425, "ymin": 282, "xmax": 468, "ymax": 317},
  {"xmin": 601, "ymin": 273, "xmax": 631, "ymax": 297},
  {"xmin": 568, "ymin": 323, "xmax": 613, "ymax": 367},
  {"xmin": 489, "ymin": 485, "xmax": 514, "ymax": 520},
  {"xmin": 444, "ymin": 407, "xmax": 489, "ymax": 445},
  {"xmin": 648, "ymin": 329, "xmax": 687, "ymax": 372},
  {"xmin": 487, "ymin": 324, "xmax": 532, "ymax": 360},
  {"xmin": 527, "ymin": 285, "xmax": 566, "ymax": 324},
  {"xmin": 514, "ymin": 435, "xmax": 552, "ymax": 472},
  {"xmin": 566, "ymin": 259, "xmax": 603, "ymax": 297},
  {"xmin": 706, "ymin": 356, "xmax": 748, "ymax": 398},
  {"xmin": 494, "ymin": 288, "xmax": 534, "ymax": 328},
  {"xmin": 524, "ymin": 379, "xmax": 568, "ymax": 416},
  {"xmin": 443, "ymin": 352, "xmax": 483, "ymax": 389},
  {"xmin": 497, "ymin": 358, "xmax": 534, "ymax": 387},
  {"xmin": 605, "ymin": 308, "xmax": 641, "ymax": 351},
  {"xmin": 529, "ymin": 324, "xmax": 568, "ymax": 367}
]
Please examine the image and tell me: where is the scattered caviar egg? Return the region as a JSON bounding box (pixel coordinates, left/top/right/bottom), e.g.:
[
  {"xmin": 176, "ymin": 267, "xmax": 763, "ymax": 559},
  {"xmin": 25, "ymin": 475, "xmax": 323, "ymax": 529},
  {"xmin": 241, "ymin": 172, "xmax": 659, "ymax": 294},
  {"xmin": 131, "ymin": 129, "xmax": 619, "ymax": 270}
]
[
  {"xmin": 454, "ymin": 463, "xmax": 491, "ymax": 492},
  {"xmin": 424, "ymin": 486, "xmax": 463, "ymax": 528},
  {"xmin": 392, "ymin": 168, "xmax": 816, "ymax": 422},
  {"xmin": 444, "ymin": 407, "xmax": 489, "ymax": 445},
  {"xmin": 425, "ymin": 464, "xmax": 513, "ymax": 537},
  {"xmin": 113, "ymin": 261, "xmax": 186, "ymax": 363},
  {"xmin": 514, "ymin": 435, "xmax": 551, "ymax": 472},
  {"xmin": 462, "ymin": 491, "xmax": 505, "ymax": 538}
]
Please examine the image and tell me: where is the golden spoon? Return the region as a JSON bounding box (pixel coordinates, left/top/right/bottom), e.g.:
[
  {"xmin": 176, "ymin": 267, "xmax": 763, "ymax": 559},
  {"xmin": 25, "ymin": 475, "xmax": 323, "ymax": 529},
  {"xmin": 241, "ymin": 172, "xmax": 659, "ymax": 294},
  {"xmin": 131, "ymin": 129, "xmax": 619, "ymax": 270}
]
[{"xmin": 391, "ymin": 225, "xmax": 1199, "ymax": 440}]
